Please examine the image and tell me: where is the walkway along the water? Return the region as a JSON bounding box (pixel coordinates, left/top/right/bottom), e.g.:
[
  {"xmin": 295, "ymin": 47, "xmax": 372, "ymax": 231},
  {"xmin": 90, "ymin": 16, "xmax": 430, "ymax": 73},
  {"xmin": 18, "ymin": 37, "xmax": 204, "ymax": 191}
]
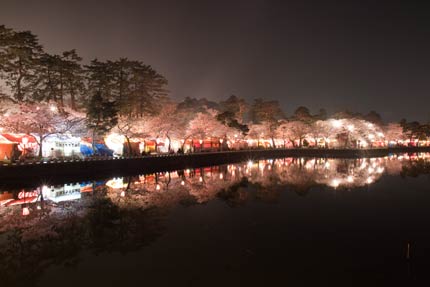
[{"xmin": 0, "ymin": 147, "xmax": 429, "ymax": 188}]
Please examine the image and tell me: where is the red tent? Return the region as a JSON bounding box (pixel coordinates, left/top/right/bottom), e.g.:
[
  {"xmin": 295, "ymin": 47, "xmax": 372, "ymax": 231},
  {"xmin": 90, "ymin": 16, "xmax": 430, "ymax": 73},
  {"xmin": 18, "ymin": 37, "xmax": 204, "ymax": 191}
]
[
  {"xmin": 2, "ymin": 134, "xmax": 37, "ymax": 143},
  {"xmin": 0, "ymin": 135, "xmax": 17, "ymax": 161}
]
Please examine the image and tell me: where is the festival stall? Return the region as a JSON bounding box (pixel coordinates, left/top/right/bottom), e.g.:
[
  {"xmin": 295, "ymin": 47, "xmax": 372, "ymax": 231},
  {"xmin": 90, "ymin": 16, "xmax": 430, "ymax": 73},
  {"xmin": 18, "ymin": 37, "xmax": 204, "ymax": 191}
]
[
  {"xmin": 0, "ymin": 135, "xmax": 18, "ymax": 161},
  {"xmin": 1, "ymin": 133, "xmax": 38, "ymax": 158},
  {"xmin": 42, "ymin": 134, "xmax": 81, "ymax": 158},
  {"xmin": 42, "ymin": 184, "xmax": 81, "ymax": 203}
]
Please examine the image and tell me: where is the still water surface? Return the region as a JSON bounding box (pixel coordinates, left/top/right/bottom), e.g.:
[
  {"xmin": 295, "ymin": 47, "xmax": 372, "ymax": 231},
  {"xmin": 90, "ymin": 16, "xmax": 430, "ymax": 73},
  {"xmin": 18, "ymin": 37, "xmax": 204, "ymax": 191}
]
[{"xmin": 1, "ymin": 153, "xmax": 430, "ymax": 286}]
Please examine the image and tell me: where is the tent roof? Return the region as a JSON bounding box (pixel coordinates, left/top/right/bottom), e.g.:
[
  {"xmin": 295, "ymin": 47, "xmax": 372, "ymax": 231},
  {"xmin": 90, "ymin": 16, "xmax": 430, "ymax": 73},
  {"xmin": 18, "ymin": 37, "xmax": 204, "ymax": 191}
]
[
  {"xmin": 0, "ymin": 135, "xmax": 14, "ymax": 144},
  {"xmin": 2, "ymin": 134, "xmax": 37, "ymax": 143}
]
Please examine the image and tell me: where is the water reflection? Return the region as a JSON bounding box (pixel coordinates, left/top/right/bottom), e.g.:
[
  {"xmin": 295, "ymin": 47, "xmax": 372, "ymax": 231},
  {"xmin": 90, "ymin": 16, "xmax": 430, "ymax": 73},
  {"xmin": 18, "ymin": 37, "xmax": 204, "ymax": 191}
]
[{"xmin": 0, "ymin": 153, "xmax": 430, "ymax": 285}]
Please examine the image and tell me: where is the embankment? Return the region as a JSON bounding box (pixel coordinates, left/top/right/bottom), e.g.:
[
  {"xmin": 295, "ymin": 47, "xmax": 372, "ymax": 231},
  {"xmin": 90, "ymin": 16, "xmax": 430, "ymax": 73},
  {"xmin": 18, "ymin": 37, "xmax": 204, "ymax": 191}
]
[{"xmin": 0, "ymin": 146, "xmax": 429, "ymax": 188}]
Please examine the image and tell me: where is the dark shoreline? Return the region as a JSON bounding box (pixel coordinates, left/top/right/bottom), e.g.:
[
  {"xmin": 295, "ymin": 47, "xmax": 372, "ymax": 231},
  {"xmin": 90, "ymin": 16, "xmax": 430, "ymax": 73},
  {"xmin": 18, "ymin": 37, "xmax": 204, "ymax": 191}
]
[{"xmin": 0, "ymin": 146, "xmax": 429, "ymax": 189}]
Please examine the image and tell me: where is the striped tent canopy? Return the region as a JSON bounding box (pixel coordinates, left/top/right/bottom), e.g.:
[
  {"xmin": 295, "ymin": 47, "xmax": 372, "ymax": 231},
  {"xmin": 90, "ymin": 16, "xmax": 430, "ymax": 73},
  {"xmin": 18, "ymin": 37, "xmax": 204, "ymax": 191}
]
[
  {"xmin": 0, "ymin": 135, "xmax": 14, "ymax": 144},
  {"xmin": 2, "ymin": 133, "xmax": 37, "ymax": 143}
]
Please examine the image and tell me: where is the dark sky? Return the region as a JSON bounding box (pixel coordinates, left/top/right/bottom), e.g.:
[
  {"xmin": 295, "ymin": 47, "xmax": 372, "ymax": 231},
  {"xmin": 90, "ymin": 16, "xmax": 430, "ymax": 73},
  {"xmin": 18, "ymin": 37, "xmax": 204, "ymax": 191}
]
[{"xmin": 1, "ymin": 0, "xmax": 429, "ymax": 121}]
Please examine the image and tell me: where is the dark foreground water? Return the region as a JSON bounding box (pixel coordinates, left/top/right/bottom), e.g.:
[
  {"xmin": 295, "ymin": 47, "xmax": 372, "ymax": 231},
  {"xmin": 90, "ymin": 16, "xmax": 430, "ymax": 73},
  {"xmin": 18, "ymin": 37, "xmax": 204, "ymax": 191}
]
[{"xmin": 1, "ymin": 153, "xmax": 430, "ymax": 286}]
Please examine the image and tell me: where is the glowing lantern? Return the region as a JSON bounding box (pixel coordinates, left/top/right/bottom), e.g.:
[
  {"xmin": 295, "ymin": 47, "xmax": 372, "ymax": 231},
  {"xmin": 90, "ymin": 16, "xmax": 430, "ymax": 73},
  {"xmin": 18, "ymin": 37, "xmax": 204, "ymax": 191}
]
[
  {"xmin": 331, "ymin": 179, "xmax": 340, "ymax": 188},
  {"xmin": 22, "ymin": 207, "xmax": 30, "ymax": 216}
]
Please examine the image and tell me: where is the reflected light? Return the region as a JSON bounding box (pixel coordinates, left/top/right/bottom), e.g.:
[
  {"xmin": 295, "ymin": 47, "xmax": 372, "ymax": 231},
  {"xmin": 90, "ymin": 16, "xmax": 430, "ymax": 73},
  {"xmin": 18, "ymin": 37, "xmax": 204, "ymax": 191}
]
[{"xmin": 22, "ymin": 207, "xmax": 30, "ymax": 216}]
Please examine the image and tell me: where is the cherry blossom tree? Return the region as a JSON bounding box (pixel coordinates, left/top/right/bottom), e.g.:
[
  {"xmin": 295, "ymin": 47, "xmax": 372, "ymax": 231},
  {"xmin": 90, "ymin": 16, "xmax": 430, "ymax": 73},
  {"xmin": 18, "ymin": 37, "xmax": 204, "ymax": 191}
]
[
  {"xmin": 277, "ymin": 120, "xmax": 311, "ymax": 147},
  {"xmin": 308, "ymin": 120, "xmax": 332, "ymax": 148},
  {"xmin": 384, "ymin": 122, "xmax": 406, "ymax": 145},
  {"xmin": 186, "ymin": 109, "xmax": 236, "ymax": 150},
  {"xmin": 1, "ymin": 103, "xmax": 84, "ymax": 157},
  {"xmin": 246, "ymin": 123, "xmax": 268, "ymax": 147},
  {"xmin": 115, "ymin": 116, "xmax": 151, "ymax": 155},
  {"xmin": 145, "ymin": 102, "xmax": 184, "ymax": 152}
]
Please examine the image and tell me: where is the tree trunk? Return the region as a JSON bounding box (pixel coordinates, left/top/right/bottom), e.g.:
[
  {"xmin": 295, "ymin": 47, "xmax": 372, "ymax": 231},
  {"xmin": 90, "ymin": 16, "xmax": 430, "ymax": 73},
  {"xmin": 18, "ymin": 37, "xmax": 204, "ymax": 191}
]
[
  {"xmin": 70, "ymin": 83, "xmax": 77, "ymax": 110},
  {"xmin": 17, "ymin": 57, "xmax": 23, "ymax": 101},
  {"xmin": 59, "ymin": 72, "xmax": 64, "ymax": 109},
  {"xmin": 167, "ymin": 135, "xmax": 172, "ymax": 152},
  {"xmin": 125, "ymin": 136, "xmax": 132, "ymax": 156},
  {"xmin": 126, "ymin": 176, "xmax": 131, "ymax": 190},
  {"xmin": 38, "ymin": 135, "xmax": 43, "ymax": 157},
  {"xmin": 92, "ymin": 129, "xmax": 96, "ymax": 154}
]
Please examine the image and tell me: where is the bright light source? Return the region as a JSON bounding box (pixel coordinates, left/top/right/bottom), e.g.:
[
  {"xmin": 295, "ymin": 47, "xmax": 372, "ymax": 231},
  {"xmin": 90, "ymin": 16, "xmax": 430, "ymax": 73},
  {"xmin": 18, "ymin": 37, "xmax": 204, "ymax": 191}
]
[
  {"xmin": 332, "ymin": 120, "xmax": 342, "ymax": 128},
  {"xmin": 22, "ymin": 207, "xmax": 30, "ymax": 216},
  {"xmin": 331, "ymin": 179, "xmax": 340, "ymax": 188},
  {"xmin": 106, "ymin": 178, "xmax": 126, "ymax": 189}
]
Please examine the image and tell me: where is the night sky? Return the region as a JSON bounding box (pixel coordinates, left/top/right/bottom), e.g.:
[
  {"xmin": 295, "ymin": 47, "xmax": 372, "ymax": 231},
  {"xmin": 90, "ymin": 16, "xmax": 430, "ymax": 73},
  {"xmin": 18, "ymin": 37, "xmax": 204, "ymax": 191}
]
[{"xmin": 1, "ymin": 0, "xmax": 429, "ymax": 122}]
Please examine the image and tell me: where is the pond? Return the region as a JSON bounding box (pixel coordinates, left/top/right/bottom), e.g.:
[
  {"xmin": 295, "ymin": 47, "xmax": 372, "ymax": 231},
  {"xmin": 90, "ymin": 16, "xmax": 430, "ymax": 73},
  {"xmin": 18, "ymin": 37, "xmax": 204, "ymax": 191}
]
[{"xmin": 1, "ymin": 153, "xmax": 430, "ymax": 286}]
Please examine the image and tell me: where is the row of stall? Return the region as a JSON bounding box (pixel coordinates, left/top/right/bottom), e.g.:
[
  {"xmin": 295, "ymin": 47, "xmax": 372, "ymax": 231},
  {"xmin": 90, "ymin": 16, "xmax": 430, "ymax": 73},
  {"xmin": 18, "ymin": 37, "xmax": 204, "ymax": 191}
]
[{"xmin": 0, "ymin": 133, "xmax": 240, "ymax": 162}]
